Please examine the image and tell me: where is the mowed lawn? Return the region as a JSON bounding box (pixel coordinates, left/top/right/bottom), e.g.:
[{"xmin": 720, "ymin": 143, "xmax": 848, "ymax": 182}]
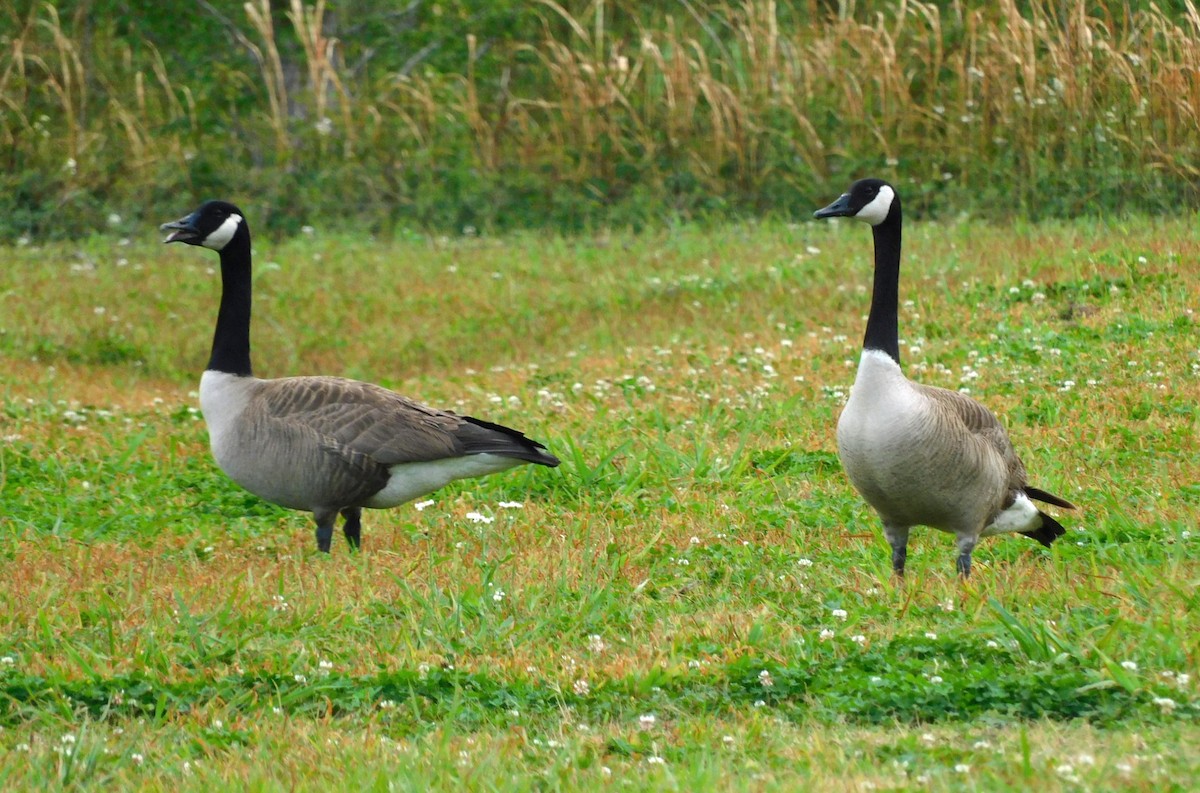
[{"xmin": 0, "ymin": 215, "xmax": 1197, "ymax": 790}]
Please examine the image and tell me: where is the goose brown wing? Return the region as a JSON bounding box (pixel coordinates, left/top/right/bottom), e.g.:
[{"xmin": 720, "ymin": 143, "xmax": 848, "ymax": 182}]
[
  {"xmin": 258, "ymin": 376, "xmax": 558, "ymax": 467},
  {"xmin": 916, "ymin": 383, "xmax": 1029, "ymax": 488},
  {"xmin": 257, "ymin": 376, "xmax": 477, "ymax": 463}
]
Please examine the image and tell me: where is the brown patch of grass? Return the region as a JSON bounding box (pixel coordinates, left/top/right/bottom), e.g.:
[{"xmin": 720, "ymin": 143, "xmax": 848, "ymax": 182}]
[{"xmin": 0, "ymin": 356, "xmax": 185, "ymax": 409}]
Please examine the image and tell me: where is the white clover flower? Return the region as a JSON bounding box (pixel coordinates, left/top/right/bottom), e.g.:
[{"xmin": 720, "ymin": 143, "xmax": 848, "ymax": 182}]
[
  {"xmin": 797, "ymin": 558, "xmax": 814, "ymax": 567},
  {"xmin": 831, "ymin": 608, "xmax": 848, "ymax": 620},
  {"xmin": 1121, "ymin": 660, "xmax": 1138, "ymax": 671},
  {"xmin": 638, "ymin": 713, "xmax": 657, "ymax": 729},
  {"xmin": 819, "ymin": 629, "xmax": 835, "ymax": 641},
  {"xmin": 573, "ymin": 678, "xmax": 590, "ymax": 696},
  {"xmin": 465, "ymin": 512, "xmax": 494, "ymax": 524},
  {"xmin": 758, "ymin": 670, "xmax": 774, "ymax": 687}
]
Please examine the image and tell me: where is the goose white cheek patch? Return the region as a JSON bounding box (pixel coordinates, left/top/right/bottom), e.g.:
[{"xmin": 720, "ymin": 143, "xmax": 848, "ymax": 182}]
[
  {"xmin": 202, "ymin": 214, "xmax": 244, "ymax": 250},
  {"xmin": 855, "ymin": 186, "xmax": 895, "ymax": 226}
]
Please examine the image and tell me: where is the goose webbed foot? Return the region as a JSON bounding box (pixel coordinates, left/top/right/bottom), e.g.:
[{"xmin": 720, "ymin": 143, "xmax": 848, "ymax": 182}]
[{"xmin": 341, "ymin": 507, "xmax": 362, "ymax": 551}]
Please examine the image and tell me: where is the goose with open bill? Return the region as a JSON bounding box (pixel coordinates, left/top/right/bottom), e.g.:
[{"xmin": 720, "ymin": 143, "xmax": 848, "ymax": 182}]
[{"xmin": 160, "ymin": 200, "xmax": 560, "ymax": 553}]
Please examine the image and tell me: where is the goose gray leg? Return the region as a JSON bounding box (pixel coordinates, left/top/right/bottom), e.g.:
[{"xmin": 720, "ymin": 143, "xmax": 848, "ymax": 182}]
[
  {"xmin": 313, "ymin": 508, "xmax": 338, "ymax": 553},
  {"xmin": 955, "ymin": 534, "xmax": 978, "ymax": 578},
  {"xmin": 884, "ymin": 525, "xmax": 911, "ymax": 576},
  {"xmin": 341, "ymin": 508, "xmax": 362, "ymax": 550}
]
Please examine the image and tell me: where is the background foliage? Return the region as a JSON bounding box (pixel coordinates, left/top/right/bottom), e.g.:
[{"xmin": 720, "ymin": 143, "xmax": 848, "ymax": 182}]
[{"xmin": 2, "ymin": 0, "xmax": 1199, "ymax": 239}]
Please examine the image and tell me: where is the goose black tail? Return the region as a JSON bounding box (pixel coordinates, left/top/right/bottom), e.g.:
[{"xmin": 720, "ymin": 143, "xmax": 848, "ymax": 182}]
[
  {"xmin": 1025, "ymin": 486, "xmax": 1076, "ymax": 510},
  {"xmin": 462, "ymin": 415, "xmax": 561, "ymax": 467},
  {"xmin": 1020, "ymin": 511, "xmax": 1067, "ymax": 548}
]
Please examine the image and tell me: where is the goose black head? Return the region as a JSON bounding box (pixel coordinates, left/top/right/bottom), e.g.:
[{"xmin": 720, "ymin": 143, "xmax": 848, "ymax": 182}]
[
  {"xmin": 161, "ymin": 200, "xmax": 248, "ymax": 251},
  {"xmin": 813, "ymin": 178, "xmax": 898, "ymax": 227}
]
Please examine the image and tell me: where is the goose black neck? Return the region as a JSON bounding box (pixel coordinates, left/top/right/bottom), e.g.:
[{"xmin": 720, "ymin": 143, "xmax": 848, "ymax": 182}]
[
  {"xmin": 207, "ymin": 238, "xmax": 254, "ymax": 377},
  {"xmin": 864, "ymin": 213, "xmax": 902, "ymax": 364}
]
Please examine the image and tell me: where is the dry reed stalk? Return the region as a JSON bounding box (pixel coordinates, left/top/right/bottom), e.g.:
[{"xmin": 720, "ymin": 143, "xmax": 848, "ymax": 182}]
[
  {"xmin": 20, "ymin": 3, "xmax": 89, "ymax": 165},
  {"xmin": 287, "ymin": 0, "xmax": 356, "ymax": 154},
  {"xmin": 0, "ymin": 9, "xmax": 36, "ymax": 149},
  {"xmin": 4, "ymin": 0, "xmax": 1200, "ymax": 230},
  {"xmin": 243, "ymin": 0, "xmax": 290, "ymax": 157}
]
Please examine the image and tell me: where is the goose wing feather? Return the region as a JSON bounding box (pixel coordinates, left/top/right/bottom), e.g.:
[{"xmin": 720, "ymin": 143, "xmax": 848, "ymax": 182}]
[
  {"xmin": 916, "ymin": 383, "xmax": 1029, "ymax": 490},
  {"xmin": 914, "ymin": 385, "xmax": 1075, "ymax": 509},
  {"xmin": 258, "ymin": 376, "xmax": 553, "ymax": 467}
]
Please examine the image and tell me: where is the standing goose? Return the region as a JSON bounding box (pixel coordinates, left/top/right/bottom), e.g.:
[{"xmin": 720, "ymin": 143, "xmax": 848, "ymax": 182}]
[
  {"xmin": 161, "ymin": 200, "xmax": 560, "ymax": 553},
  {"xmin": 814, "ymin": 178, "xmax": 1075, "ymax": 577}
]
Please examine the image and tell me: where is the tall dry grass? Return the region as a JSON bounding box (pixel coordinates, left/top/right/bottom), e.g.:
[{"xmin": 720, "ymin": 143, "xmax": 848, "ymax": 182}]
[{"xmin": 1, "ymin": 0, "xmax": 1198, "ymax": 236}]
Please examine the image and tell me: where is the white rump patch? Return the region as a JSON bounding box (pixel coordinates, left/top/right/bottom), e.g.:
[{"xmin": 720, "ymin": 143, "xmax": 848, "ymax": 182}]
[
  {"xmin": 984, "ymin": 492, "xmax": 1041, "ymax": 536},
  {"xmin": 202, "ymin": 214, "xmax": 244, "ymax": 250},
  {"xmin": 856, "ymin": 185, "xmax": 895, "ymax": 226},
  {"xmin": 365, "ymin": 453, "xmax": 523, "ymax": 508}
]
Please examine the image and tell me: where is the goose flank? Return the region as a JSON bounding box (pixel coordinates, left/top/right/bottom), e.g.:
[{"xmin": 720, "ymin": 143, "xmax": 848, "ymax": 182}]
[
  {"xmin": 814, "ymin": 178, "xmax": 1076, "ymax": 577},
  {"xmin": 161, "ymin": 200, "xmax": 560, "ymax": 553}
]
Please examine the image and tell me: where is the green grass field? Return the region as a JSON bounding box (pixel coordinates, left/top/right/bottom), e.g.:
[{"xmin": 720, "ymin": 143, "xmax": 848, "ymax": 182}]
[{"xmin": 0, "ymin": 214, "xmax": 1197, "ymax": 789}]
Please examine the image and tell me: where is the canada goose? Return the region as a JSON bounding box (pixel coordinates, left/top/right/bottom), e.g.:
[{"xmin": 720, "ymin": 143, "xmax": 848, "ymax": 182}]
[
  {"xmin": 160, "ymin": 200, "xmax": 560, "ymax": 552},
  {"xmin": 814, "ymin": 178, "xmax": 1075, "ymax": 577}
]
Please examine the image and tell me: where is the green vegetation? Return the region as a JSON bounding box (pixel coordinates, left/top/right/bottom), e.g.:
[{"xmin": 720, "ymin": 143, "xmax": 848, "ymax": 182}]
[
  {"xmin": 0, "ymin": 215, "xmax": 1197, "ymax": 788},
  {"xmin": 4, "ymin": 0, "xmax": 1200, "ymax": 238},
  {"xmin": 1, "ymin": 0, "xmax": 1197, "ymax": 786}
]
